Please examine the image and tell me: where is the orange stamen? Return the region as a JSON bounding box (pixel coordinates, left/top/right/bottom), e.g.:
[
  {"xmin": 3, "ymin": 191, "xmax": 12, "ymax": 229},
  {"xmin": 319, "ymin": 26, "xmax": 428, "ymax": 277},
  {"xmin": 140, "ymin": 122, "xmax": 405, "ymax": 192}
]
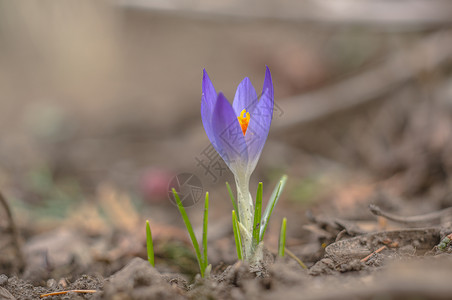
[{"xmin": 237, "ymin": 109, "xmax": 250, "ymax": 136}]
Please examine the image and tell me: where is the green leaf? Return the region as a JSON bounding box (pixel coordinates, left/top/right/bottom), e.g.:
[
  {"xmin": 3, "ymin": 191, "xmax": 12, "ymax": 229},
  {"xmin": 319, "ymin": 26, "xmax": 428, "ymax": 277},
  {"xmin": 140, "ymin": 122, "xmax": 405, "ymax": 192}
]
[
  {"xmin": 278, "ymin": 217, "xmax": 287, "ymax": 257},
  {"xmin": 232, "ymin": 210, "xmax": 243, "ymax": 260},
  {"xmin": 145, "ymin": 220, "xmax": 155, "ymax": 267},
  {"xmin": 202, "ymin": 192, "xmax": 209, "ymax": 270},
  {"xmin": 260, "ymin": 175, "xmax": 288, "ymax": 241},
  {"xmin": 226, "ymin": 182, "xmax": 239, "ymax": 222},
  {"xmin": 172, "ymin": 188, "xmax": 204, "ymax": 277},
  {"xmin": 252, "ymin": 182, "xmax": 263, "ymax": 248}
]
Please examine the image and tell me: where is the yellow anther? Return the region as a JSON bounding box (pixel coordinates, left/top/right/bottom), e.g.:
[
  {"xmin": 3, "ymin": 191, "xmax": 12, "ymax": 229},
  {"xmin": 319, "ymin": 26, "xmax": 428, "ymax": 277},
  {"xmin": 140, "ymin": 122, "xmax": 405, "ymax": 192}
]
[{"xmin": 237, "ymin": 109, "xmax": 251, "ymax": 136}]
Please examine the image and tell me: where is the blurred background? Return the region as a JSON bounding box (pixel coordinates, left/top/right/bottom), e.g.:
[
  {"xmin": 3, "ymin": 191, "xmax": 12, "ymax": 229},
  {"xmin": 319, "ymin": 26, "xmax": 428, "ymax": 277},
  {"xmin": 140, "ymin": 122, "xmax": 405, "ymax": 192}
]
[{"xmin": 1, "ymin": 0, "xmax": 452, "ymax": 277}]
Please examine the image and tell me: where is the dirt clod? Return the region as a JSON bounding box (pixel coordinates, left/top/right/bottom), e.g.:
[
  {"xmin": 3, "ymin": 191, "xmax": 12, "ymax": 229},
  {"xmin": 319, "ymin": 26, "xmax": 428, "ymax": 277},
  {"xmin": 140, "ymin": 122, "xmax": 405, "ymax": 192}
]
[{"xmin": 100, "ymin": 257, "xmax": 184, "ymax": 300}]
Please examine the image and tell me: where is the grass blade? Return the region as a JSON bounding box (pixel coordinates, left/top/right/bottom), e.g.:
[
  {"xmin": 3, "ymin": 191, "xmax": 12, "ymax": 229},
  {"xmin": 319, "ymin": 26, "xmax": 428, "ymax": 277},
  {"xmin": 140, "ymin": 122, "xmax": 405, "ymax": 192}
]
[
  {"xmin": 278, "ymin": 217, "xmax": 287, "ymax": 257},
  {"xmin": 202, "ymin": 192, "xmax": 209, "ymax": 270},
  {"xmin": 172, "ymin": 188, "xmax": 204, "ymax": 277},
  {"xmin": 232, "ymin": 210, "xmax": 243, "ymax": 260},
  {"xmin": 252, "ymin": 182, "xmax": 263, "ymax": 248},
  {"xmin": 226, "ymin": 182, "xmax": 239, "ymax": 221},
  {"xmin": 145, "ymin": 220, "xmax": 155, "ymax": 267},
  {"xmin": 260, "ymin": 175, "xmax": 288, "ymax": 241}
]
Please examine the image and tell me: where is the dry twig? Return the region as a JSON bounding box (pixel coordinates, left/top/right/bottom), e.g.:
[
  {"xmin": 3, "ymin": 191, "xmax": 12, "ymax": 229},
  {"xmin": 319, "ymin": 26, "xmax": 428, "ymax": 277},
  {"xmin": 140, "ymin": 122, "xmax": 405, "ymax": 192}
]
[
  {"xmin": 285, "ymin": 248, "xmax": 308, "ymax": 269},
  {"xmin": 274, "ymin": 31, "xmax": 452, "ymax": 132},
  {"xmin": 369, "ymin": 204, "xmax": 452, "ymax": 227},
  {"xmin": 40, "ymin": 290, "xmax": 97, "ymax": 298},
  {"xmin": 360, "ymin": 245, "xmax": 387, "ymax": 263},
  {"xmin": 0, "ymin": 191, "xmax": 25, "ymax": 272},
  {"xmin": 120, "ymin": 0, "xmax": 452, "ymax": 30}
]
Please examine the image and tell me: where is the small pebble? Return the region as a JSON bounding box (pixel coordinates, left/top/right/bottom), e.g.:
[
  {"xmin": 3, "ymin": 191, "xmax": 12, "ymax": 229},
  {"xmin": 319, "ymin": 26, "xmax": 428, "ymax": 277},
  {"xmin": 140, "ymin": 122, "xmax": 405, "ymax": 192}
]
[
  {"xmin": 47, "ymin": 278, "xmax": 57, "ymax": 288},
  {"xmin": 58, "ymin": 278, "xmax": 68, "ymax": 288},
  {"xmin": 0, "ymin": 274, "xmax": 8, "ymax": 286}
]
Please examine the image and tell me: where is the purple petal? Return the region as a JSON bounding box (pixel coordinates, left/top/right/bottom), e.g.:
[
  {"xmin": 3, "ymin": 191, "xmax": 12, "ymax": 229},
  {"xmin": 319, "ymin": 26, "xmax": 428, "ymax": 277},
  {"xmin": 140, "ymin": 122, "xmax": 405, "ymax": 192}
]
[
  {"xmin": 202, "ymin": 69, "xmax": 217, "ymax": 113},
  {"xmin": 244, "ymin": 78, "xmax": 273, "ymax": 174},
  {"xmin": 232, "ymin": 77, "xmax": 258, "ymax": 116},
  {"xmin": 262, "ymin": 66, "xmax": 273, "ymax": 101},
  {"xmin": 211, "ymin": 93, "xmax": 249, "ymax": 170},
  {"xmin": 201, "ymin": 98, "xmax": 216, "ymax": 148},
  {"xmin": 201, "ymin": 69, "xmax": 217, "ymax": 146}
]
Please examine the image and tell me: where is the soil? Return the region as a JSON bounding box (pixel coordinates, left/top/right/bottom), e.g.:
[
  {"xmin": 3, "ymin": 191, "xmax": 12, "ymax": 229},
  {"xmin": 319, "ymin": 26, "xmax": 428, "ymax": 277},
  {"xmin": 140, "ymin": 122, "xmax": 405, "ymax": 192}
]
[
  {"xmin": 3, "ymin": 240, "xmax": 452, "ymax": 300},
  {"xmin": 1, "ymin": 218, "xmax": 451, "ymax": 299}
]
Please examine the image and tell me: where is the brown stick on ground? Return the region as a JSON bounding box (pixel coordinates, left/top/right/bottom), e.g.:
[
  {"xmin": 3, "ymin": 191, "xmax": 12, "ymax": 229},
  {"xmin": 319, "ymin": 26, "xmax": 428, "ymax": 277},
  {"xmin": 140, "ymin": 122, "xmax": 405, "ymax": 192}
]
[
  {"xmin": 273, "ymin": 31, "xmax": 452, "ymax": 132},
  {"xmin": 285, "ymin": 248, "xmax": 308, "ymax": 269},
  {"xmin": 360, "ymin": 246, "xmax": 387, "ymax": 263},
  {"xmin": 0, "ymin": 191, "xmax": 25, "ymax": 272},
  {"xmin": 40, "ymin": 290, "xmax": 97, "ymax": 298},
  {"xmin": 121, "ymin": 0, "xmax": 452, "ymax": 29},
  {"xmin": 369, "ymin": 204, "xmax": 452, "ymax": 227}
]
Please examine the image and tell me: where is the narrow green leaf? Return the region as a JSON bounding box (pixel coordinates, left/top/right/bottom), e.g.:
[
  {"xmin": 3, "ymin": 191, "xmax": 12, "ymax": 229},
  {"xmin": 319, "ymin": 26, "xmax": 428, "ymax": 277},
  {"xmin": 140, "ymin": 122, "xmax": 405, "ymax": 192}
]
[
  {"xmin": 278, "ymin": 217, "xmax": 287, "ymax": 257},
  {"xmin": 260, "ymin": 175, "xmax": 288, "ymax": 241},
  {"xmin": 172, "ymin": 188, "xmax": 204, "ymax": 277},
  {"xmin": 232, "ymin": 210, "xmax": 243, "ymax": 260},
  {"xmin": 226, "ymin": 182, "xmax": 239, "ymax": 222},
  {"xmin": 145, "ymin": 220, "xmax": 155, "ymax": 267},
  {"xmin": 202, "ymin": 192, "xmax": 209, "ymax": 270},
  {"xmin": 252, "ymin": 182, "xmax": 263, "ymax": 248}
]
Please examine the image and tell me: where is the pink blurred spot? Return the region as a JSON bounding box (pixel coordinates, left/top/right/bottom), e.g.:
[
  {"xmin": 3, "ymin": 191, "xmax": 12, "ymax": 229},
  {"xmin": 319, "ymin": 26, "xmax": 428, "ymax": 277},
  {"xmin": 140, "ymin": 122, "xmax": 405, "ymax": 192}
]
[{"xmin": 140, "ymin": 168, "xmax": 174, "ymax": 203}]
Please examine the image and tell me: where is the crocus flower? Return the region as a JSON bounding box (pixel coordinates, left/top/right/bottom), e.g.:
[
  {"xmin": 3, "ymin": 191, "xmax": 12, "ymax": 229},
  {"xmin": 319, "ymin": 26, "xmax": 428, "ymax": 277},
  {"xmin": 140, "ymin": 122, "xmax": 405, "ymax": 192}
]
[
  {"xmin": 201, "ymin": 66, "xmax": 274, "ymax": 259},
  {"xmin": 201, "ymin": 66, "xmax": 274, "ymax": 180}
]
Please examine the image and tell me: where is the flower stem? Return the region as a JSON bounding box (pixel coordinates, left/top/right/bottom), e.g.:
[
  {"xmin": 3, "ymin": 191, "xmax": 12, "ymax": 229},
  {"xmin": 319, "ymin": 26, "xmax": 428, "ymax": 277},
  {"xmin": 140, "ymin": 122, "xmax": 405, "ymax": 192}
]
[{"xmin": 234, "ymin": 175, "xmax": 254, "ymax": 260}]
